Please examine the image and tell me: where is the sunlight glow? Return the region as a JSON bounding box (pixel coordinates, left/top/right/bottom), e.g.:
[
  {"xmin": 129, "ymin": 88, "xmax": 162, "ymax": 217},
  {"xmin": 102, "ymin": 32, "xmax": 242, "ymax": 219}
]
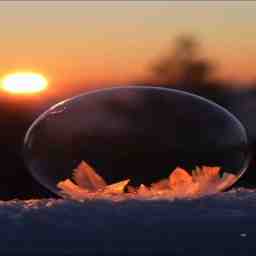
[{"xmin": 1, "ymin": 72, "xmax": 48, "ymax": 94}]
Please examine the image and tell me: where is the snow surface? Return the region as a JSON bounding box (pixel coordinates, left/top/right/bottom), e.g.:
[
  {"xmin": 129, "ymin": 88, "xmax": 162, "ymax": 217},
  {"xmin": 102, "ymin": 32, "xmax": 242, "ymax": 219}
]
[{"xmin": 0, "ymin": 188, "xmax": 256, "ymax": 255}]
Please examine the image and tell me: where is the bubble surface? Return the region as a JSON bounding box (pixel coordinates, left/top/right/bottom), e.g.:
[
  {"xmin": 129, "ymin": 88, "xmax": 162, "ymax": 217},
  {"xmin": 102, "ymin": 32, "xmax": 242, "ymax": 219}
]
[{"xmin": 24, "ymin": 86, "xmax": 250, "ymax": 198}]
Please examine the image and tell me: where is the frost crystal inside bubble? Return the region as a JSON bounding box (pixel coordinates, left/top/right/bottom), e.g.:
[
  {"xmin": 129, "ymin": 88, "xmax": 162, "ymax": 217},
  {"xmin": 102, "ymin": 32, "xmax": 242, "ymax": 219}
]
[
  {"xmin": 57, "ymin": 161, "xmax": 237, "ymax": 201},
  {"xmin": 23, "ymin": 87, "xmax": 250, "ymax": 199}
]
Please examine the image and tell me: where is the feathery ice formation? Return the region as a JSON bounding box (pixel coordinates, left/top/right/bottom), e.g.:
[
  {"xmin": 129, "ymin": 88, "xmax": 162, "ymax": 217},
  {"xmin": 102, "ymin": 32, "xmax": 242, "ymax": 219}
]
[{"xmin": 57, "ymin": 161, "xmax": 237, "ymax": 201}]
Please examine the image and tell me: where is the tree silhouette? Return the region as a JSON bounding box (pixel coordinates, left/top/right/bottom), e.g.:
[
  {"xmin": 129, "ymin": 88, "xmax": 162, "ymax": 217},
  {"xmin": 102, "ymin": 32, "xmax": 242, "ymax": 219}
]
[{"xmin": 152, "ymin": 35, "xmax": 213, "ymax": 86}]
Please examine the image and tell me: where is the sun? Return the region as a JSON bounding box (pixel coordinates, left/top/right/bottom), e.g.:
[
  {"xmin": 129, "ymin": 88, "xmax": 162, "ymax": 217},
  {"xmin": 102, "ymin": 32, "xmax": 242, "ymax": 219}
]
[{"xmin": 1, "ymin": 72, "xmax": 48, "ymax": 94}]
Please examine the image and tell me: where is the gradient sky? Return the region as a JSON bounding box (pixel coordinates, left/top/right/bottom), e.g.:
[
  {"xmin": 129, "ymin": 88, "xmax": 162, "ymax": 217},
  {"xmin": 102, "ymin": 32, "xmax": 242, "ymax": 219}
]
[{"xmin": 0, "ymin": 1, "xmax": 256, "ymax": 96}]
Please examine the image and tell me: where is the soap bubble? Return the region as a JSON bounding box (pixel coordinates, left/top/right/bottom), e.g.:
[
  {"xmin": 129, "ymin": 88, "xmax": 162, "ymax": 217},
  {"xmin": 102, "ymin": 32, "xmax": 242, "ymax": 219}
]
[{"xmin": 23, "ymin": 86, "xmax": 250, "ymax": 198}]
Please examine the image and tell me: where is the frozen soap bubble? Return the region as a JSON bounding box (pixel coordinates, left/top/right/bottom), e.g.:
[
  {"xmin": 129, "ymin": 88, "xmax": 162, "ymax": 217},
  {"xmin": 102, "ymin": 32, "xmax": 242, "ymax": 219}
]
[{"xmin": 23, "ymin": 86, "xmax": 250, "ymax": 200}]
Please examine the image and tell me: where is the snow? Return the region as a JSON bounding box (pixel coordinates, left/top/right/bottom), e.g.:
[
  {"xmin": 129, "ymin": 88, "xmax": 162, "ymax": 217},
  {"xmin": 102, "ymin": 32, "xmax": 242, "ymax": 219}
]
[{"xmin": 0, "ymin": 188, "xmax": 256, "ymax": 255}]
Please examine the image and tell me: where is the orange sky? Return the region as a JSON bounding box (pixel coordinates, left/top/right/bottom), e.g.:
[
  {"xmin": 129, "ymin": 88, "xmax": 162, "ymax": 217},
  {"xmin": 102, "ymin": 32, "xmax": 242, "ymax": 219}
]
[{"xmin": 0, "ymin": 1, "xmax": 256, "ymax": 97}]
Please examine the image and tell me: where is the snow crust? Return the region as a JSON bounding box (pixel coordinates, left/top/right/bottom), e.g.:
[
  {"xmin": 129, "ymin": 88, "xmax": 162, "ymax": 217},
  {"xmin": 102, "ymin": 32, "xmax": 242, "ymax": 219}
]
[{"xmin": 0, "ymin": 188, "xmax": 256, "ymax": 255}]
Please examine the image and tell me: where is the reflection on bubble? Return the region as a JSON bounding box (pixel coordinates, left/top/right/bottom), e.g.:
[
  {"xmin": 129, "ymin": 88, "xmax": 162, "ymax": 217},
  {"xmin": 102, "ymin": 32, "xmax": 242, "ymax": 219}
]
[{"xmin": 24, "ymin": 86, "xmax": 250, "ymax": 199}]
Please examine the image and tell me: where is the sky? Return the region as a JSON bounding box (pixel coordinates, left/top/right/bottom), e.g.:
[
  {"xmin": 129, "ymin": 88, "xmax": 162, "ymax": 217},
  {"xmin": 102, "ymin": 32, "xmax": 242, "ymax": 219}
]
[{"xmin": 0, "ymin": 1, "xmax": 256, "ymax": 97}]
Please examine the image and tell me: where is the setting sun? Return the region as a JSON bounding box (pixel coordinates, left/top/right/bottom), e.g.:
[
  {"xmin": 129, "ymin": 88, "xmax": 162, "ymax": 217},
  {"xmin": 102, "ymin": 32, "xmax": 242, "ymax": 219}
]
[{"xmin": 1, "ymin": 72, "xmax": 48, "ymax": 94}]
